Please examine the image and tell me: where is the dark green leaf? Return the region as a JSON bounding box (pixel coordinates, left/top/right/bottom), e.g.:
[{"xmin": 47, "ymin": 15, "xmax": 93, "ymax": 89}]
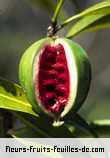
[
  {"xmin": 13, "ymin": 112, "xmax": 74, "ymax": 138},
  {"xmin": 0, "ymin": 78, "xmax": 76, "ymax": 138},
  {"xmin": 0, "ymin": 78, "xmax": 37, "ymax": 116},
  {"xmin": 13, "ymin": 112, "xmax": 51, "ymax": 137},
  {"xmin": 8, "ymin": 128, "xmax": 42, "ymax": 138},
  {"xmin": 64, "ymin": 113, "xmax": 98, "ymax": 137}
]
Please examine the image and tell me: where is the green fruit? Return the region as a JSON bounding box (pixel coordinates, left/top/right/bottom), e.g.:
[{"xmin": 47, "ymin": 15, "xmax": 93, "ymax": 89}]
[{"xmin": 19, "ymin": 37, "xmax": 91, "ymax": 118}]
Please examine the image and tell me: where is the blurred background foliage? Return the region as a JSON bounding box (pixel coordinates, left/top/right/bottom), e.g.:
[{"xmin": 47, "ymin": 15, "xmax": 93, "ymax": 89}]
[{"xmin": 0, "ymin": 0, "xmax": 110, "ymax": 137}]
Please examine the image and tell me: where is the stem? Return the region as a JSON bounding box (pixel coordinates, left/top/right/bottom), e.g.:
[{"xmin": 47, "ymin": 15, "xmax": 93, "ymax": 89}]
[
  {"xmin": 53, "ymin": 11, "xmax": 83, "ymax": 34},
  {"xmin": 47, "ymin": 0, "xmax": 64, "ymax": 36},
  {"xmin": 52, "ymin": 0, "xmax": 65, "ymax": 24},
  {"xmin": 55, "ymin": 5, "xmax": 91, "ymax": 33},
  {"xmin": 60, "ymin": 13, "xmax": 82, "ymax": 29}
]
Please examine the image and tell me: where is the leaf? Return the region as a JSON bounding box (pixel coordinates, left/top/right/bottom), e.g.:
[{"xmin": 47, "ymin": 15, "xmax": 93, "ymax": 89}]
[
  {"xmin": 0, "ymin": 78, "xmax": 37, "ymax": 116},
  {"xmin": 8, "ymin": 128, "xmax": 42, "ymax": 138},
  {"xmin": 13, "ymin": 112, "xmax": 74, "ymax": 138},
  {"xmin": 13, "ymin": 112, "xmax": 51, "ymax": 137},
  {"xmin": 67, "ymin": 14, "xmax": 107, "ymax": 37},
  {"xmin": 69, "ymin": 1, "xmax": 110, "ymax": 20},
  {"xmin": 92, "ymin": 120, "xmax": 110, "ymax": 126},
  {"xmin": 0, "ymin": 78, "xmax": 76, "ymax": 138},
  {"xmin": 0, "ymin": 78, "xmax": 52, "ymax": 137},
  {"xmin": 81, "ymin": 15, "xmax": 110, "ymax": 33},
  {"xmin": 64, "ymin": 113, "xmax": 98, "ymax": 137},
  {"xmin": 66, "ymin": 1, "xmax": 110, "ymax": 37}
]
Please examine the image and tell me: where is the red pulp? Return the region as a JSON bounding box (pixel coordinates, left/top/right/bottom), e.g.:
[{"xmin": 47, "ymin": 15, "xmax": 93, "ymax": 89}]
[{"xmin": 37, "ymin": 44, "xmax": 70, "ymax": 114}]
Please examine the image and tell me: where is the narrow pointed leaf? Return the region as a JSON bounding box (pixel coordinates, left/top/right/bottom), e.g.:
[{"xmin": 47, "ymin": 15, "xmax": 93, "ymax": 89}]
[
  {"xmin": 65, "ymin": 1, "xmax": 110, "ymax": 23},
  {"xmin": 0, "ymin": 78, "xmax": 37, "ymax": 116},
  {"xmin": 8, "ymin": 128, "xmax": 42, "ymax": 138},
  {"xmin": 67, "ymin": 14, "xmax": 104, "ymax": 37},
  {"xmin": 81, "ymin": 15, "xmax": 110, "ymax": 33},
  {"xmin": 92, "ymin": 120, "xmax": 110, "ymax": 126},
  {"xmin": 13, "ymin": 112, "xmax": 74, "ymax": 138},
  {"xmin": 64, "ymin": 113, "xmax": 98, "ymax": 137},
  {"xmin": 66, "ymin": 1, "xmax": 110, "ymax": 37},
  {"xmin": 75, "ymin": 1, "xmax": 110, "ymax": 17},
  {"xmin": 67, "ymin": 14, "xmax": 108, "ymax": 37},
  {"xmin": 13, "ymin": 112, "xmax": 51, "ymax": 137}
]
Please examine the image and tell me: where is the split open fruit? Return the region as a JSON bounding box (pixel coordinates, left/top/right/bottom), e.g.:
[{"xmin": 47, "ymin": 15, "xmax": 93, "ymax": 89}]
[{"xmin": 19, "ymin": 37, "xmax": 91, "ymax": 118}]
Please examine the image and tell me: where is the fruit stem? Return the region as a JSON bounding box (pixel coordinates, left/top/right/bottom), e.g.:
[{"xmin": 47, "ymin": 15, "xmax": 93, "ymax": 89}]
[
  {"xmin": 47, "ymin": 11, "xmax": 83, "ymax": 36},
  {"xmin": 47, "ymin": 23, "xmax": 61, "ymax": 37},
  {"xmin": 51, "ymin": 0, "xmax": 65, "ymax": 24},
  {"xmin": 47, "ymin": 0, "xmax": 64, "ymax": 37}
]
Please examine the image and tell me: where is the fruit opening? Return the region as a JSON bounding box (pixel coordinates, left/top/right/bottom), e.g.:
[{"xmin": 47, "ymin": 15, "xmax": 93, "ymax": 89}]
[{"xmin": 37, "ymin": 44, "xmax": 70, "ymax": 115}]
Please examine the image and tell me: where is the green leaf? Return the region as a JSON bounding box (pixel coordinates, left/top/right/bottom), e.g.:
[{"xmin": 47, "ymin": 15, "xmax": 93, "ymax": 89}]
[
  {"xmin": 81, "ymin": 15, "xmax": 110, "ymax": 33},
  {"xmin": 67, "ymin": 14, "xmax": 106, "ymax": 37},
  {"xmin": 64, "ymin": 113, "xmax": 98, "ymax": 137},
  {"xmin": 13, "ymin": 112, "xmax": 74, "ymax": 138},
  {"xmin": 66, "ymin": 1, "xmax": 110, "ymax": 37},
  {"xmin": 13, "ymin": 112, "xmax": 51, "ymax": 137},
  {"xmin": 0, "ymin": 78, "xmax": 37, "ymax": 116},
  {"xmin": 67, "ymin": 1, "xmax": 110, "ymax": 22},
  {"xmin": 0, "ymin": 78, "xmax": 76, "ymax": 138}
]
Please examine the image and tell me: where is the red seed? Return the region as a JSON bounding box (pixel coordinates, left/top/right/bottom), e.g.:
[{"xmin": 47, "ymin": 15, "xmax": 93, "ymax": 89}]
[
  {"xmin": 47, "ymin": 70, "xmax": 58, "ymax": 78},
  {"xmin": 43, "ymin": 79, "xmax": 57, "ymax": 86},
  {"xmin": 58, "ymin": 96, "xmax": 67, "ymax": 106},
  {"xmin": 43, "ymin": 79, "xmax": 57, "ymax": 91},
  {"xmin": 56, "ymin": 54, "xmax": 65, "ymax": 62},
  {"xmin": 45, "ymin": 52, "xmax": 56, "ymax": 62},
  {"xmin": 58, "ymin": 74, "xmax": 67, "ymax": 83},
  {"xmin": 56, "ymin": 44, "xmax": 64, "ymax": 53},
  {"xmin": 43, "ymin": 45, "xmax": 57, "ymax": 63},
  {"xmin": 38, "ymin": 44, "xmax": 70, "ymax": 114},
  {"xmin": 50, "ymin": 97, "xmax": 66, "ymax": 113},
  {"xmin": 44, "ymin": 92, "xmax": 56, "ymax": 106},
  {"xmin": 52, "ymin": 63, "xmax": 65, "ymax": 72},
  {"xmin": 56, "ymin": 84, "xmax": 67, "ymax": 95},
  {"xmin": 50, "ymin": 102, "xmax": 60, "ymax": 113},
  {"xmin": 39, "ymin": 61, "xmax": 52, "ymax": 70},
  {"xmin": 45, "ymin": 92, "xmax": 56, "ymax": 100},
  {"xmin": 45, "ymin": 45, "xmax": 56, "ymax": 53}
]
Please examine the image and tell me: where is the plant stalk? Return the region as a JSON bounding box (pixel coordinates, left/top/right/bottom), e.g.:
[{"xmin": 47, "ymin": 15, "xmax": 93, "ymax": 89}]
[{"xmin": 52, "ymin": 0, "xmax": 65, "ymax": 24}]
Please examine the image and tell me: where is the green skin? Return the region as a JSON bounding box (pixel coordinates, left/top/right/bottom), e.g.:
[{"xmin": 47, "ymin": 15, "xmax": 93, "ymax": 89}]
[{"xmin": 19, "ymin": 37, "xmax": 91, "ymax": 119}]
